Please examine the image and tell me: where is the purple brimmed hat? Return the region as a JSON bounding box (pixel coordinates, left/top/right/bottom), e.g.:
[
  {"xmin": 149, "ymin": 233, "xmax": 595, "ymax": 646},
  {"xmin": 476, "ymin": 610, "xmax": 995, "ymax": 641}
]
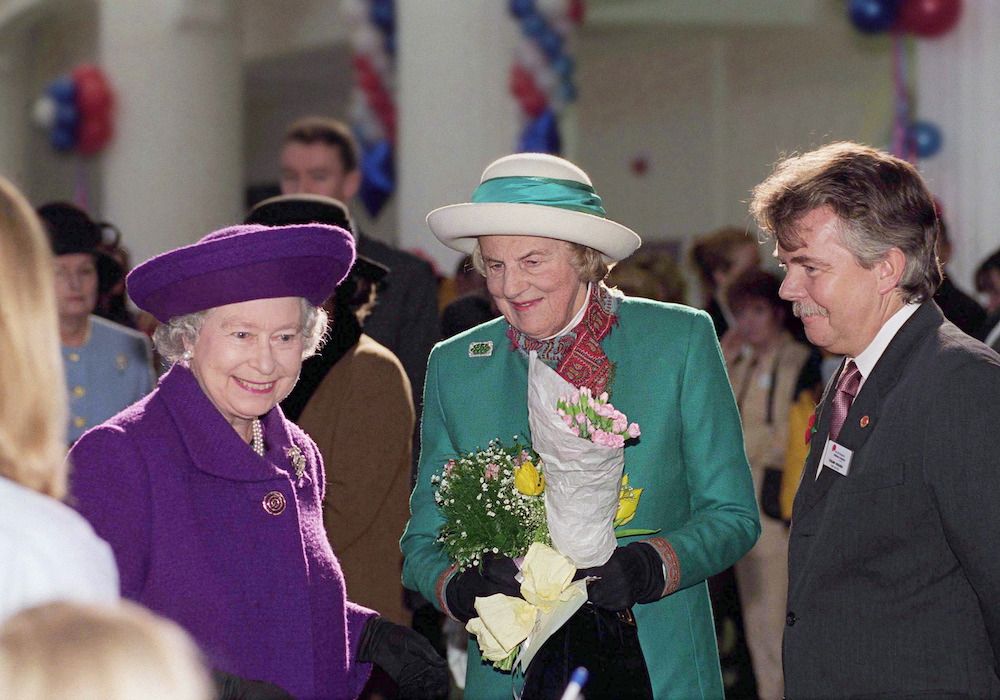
[{"xmin": 127, "ymin": 223, "xmax": 355, "ymax": 323}]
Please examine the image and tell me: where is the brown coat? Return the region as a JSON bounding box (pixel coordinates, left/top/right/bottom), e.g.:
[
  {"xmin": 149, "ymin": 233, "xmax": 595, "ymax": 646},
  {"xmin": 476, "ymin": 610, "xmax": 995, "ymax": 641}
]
[{"xmin": 297, "ymin": 334, "xmax": 414, "ymax": 625}]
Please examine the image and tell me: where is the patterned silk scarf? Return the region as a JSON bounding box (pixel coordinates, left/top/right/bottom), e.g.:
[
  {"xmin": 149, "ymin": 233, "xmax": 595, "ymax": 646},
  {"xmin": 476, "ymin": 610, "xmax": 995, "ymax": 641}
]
[{"xmin": 507, "ymin": 283, "xmax": 622, "ymax": 395}]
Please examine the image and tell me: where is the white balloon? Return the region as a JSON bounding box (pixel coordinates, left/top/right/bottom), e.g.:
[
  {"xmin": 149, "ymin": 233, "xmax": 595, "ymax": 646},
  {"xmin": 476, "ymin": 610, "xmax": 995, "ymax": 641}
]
[
  {"xmin": 32, "ymin": 95, "xmax": 56, "ymax": 130},
  {"xmin": 517, "ymin": 39, "xmax": 545, "ymax": 72},
  {"xmin": 537, "ymin": 0, "xmax": 569, "ymax": 20},
  {"xmin": 351, "ymin": 25, "xmax": 380, "ymax": 55},
  {"xmin": 534, "ymin": 63, "xmax": 558, "ymax": 93}
]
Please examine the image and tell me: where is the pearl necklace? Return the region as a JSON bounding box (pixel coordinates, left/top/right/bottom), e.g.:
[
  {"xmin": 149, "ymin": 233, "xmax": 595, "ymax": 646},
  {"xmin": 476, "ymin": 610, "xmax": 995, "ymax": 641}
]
[{"xmin": 251, "ymin": 418, "xmax": 265, "ymax": 457}]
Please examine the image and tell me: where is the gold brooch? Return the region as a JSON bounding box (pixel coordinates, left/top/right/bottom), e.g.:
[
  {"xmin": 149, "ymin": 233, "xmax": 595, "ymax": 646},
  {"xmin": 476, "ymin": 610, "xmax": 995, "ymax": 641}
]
[
  {"xmin": 115, "ymin": 353, "xmax": 129, "ymax": 371},
  {"xmin": 285, "ymin": 445, "xmax": 306, "ymax": 480}
]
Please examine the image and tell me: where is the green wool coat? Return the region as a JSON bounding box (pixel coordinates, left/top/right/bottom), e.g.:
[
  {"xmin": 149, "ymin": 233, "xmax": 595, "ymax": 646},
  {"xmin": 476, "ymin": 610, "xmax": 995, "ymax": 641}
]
[{"xmin": 401, "ymin": 297, "xmax": 760, "ymax": 699}]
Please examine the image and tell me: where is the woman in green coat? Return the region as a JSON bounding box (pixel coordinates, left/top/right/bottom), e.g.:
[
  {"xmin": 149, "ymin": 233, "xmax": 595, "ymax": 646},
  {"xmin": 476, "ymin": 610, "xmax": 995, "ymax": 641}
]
[{"xmin": 401, "ymin": 152, "xmax": 759, "ymax": 698}]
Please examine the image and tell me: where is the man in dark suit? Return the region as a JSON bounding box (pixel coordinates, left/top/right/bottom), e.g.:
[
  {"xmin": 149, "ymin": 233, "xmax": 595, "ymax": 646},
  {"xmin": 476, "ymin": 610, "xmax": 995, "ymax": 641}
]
[
  {"xmin": 750, "ymin": 141, "xmax": 1000, "ymax": 698},
  {"xmin": 278, "ymin": 116, "xmax": 440, "ymax": 400},
  {"xmin": 975, "ymin": 248, "xmax": 1000, "ymax": 352}
]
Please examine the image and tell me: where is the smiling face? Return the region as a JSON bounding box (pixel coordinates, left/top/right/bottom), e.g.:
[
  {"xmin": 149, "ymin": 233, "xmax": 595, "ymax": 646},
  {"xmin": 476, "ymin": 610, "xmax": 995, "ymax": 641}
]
[
  {"xmin": 54, "ymin": 253, "xmax": 99, "ymax": 323},
  {"xmin": 775, "ymin": 207, "xmax": 903, "ymax": 358},
  {"xmin": 480, "ymin": 235, "xmax": 588, "ymax": 340},
  {"xmin": 187, "ymin": 297, "xmax": 305, "ymax": 439},
  {"xmin": 279, "ymin": 141, "xmax": 361, "ymax": 201}
]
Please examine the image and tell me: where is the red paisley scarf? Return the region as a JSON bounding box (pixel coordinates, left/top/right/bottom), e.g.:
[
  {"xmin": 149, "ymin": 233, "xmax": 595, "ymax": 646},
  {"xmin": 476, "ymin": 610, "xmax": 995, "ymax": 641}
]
[{"xmin": 506, "ymin": 283, "xmax": 622, "ymax": 395}]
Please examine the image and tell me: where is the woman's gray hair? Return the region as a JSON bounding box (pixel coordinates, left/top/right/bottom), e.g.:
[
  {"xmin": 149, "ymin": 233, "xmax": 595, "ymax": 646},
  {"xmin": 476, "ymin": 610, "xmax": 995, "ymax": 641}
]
[
  {"xmin": 153, "ymin": 297, "xmax": 328, "ymax": 366},
  {"xmin": 471, "ymin": 239, "xmax": 610, "ymax": 283}
]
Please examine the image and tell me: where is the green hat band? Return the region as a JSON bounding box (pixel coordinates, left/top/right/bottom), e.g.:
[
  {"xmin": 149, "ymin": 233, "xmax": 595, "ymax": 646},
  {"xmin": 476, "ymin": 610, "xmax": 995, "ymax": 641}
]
[{"xmin": 471, "ymin": 176, "xmax": 607, "ymax": 218}]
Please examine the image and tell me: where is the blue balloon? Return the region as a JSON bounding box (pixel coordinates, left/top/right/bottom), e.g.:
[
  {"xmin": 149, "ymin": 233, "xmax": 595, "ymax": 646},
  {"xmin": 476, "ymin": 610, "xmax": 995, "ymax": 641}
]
[
  {"xmin": 551, "ymin": 54, "xmax": 575, "ymax": 80},
  {"xmin": 55, "ymin": 102, "xmax": 79, "ymax": 129},
  {"xmin": 907, "ymin": 121, "xmax": 943, "ymax": 159},
  {"xmin": 557, "ymin": 78, "xmax": 577, "ymax": 104},
  {"xmin": 509, "ymin": 0, "xmax": 535, "ymax": 19},
  {"xmin": 518, "ymin": 109, "xmax": 561, "ymax": 155},
  {"xmin": 50, "ymin": 126, "xmax": 77, "ymax": 152},
  {"xmin": 522, "ymin": 12, "xmax": 546, "ymax": 38},
  {"xmin": 46, "ymin": 75, "xmax": 77, "ymax": 104},
  {"xmin": 359, "ymin": 140, "xmax": 395, "ymax": 217},
  {"xmin": 848, "ymin": 0, "xmax": 900, "ymax": 34},
  {"xmin": 538, "ymin": 27, "xmax": 563, "ymax": 61},
  {"xmin": 369, "ymin": 0, "xmax": 394, "ymax": 35}
]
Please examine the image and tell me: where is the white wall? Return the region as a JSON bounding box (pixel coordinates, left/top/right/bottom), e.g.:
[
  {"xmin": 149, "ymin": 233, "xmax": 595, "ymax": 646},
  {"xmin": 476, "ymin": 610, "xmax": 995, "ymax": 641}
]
[{"xmin": 575, "ymin": 18, "xmax": 893, "ymax": 253}]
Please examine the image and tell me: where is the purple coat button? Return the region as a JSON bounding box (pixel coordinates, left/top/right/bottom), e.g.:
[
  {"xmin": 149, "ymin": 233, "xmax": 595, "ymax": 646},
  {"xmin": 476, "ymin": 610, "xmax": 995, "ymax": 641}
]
[{"xmin": 262, "ymin": 490, "xmax": 286, "ymax": 515}]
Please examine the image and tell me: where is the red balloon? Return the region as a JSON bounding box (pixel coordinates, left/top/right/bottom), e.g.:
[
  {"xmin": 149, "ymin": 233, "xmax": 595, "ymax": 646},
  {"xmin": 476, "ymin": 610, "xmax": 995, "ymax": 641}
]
[
  {"xmin": 897, "ymin": 0, "xmax": 962, "ymax": 37},
  {"xmin": 78, "ymin": 117, "xmax": 112, "ymax": 156},
  {"xmin": 71, "ymin": 63, "xmax": 103, "ymax": 83},
  {"xmin": 77, "ymin": 76, "xmax": 112, "ymax": 115},
  {"xmin": 509, "ymin": 64, "xmax": 531, "ymax": 96},
  {"xmin": 519, "ymin": 84, "xmax": 546, "ymax": 118}
]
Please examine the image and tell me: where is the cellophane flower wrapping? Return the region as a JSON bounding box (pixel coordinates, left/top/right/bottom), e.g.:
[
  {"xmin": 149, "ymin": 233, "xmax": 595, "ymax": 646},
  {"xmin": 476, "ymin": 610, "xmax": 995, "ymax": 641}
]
[{"xmin": 527, "ymin": 352, "xmax": 624, "ymax": 567}]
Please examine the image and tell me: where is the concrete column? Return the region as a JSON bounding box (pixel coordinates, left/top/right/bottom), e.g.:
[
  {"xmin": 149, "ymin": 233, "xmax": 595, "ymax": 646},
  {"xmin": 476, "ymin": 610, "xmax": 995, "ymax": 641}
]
[
  {"xmin": 916, "ymin": 3, "xmax": 1000, "ymax": 291},
  {"xmin": 396, "ymin": 0, "xmax": 520, "ymax": 274},
  {"xmin": 98, "ymin": 0, "xmax": 242, "ymax": 264},
  {"xmin": 0, "ymin": 27, "xmax": 29, "ymax": 188}
]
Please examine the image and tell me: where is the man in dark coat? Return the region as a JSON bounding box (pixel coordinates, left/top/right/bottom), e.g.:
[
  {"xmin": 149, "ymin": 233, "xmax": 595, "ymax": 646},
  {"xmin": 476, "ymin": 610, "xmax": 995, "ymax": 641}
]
[
  {"xmin": 751, "ymin": 142, "xmax": 1000, "ymax": 698},
  {"xmin": 277, "ymin": 116, "xmax": 440, "ymax": 400}
]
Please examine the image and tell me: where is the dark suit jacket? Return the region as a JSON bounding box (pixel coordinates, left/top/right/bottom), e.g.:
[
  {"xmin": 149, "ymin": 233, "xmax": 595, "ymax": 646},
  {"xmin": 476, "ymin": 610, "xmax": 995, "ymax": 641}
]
[
  {"xmin": 356, "ymin": 232, "xmax": 440, "ymax": 401},
  {"xmin": 934, "ymin": 274, "xmax": 986, "ymax": 339},
  {"xmin": 784, "ymin": 302, "xmax": 1000, "ymax": 699}
]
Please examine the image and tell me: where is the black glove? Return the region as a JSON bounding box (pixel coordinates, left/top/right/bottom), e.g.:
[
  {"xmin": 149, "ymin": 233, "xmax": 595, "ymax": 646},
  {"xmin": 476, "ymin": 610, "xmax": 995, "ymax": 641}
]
[
  {"xmin": 444, "ymin": 554, "xmax": 522, "ymax": 623},
  {"xmin": 357, "ymin": 616, "xmax": 449, "ymax": 700},
  {"xmin": 211, "ymin": 669, "xmax": 293, "ymax": 700},
  {"xmin": 574, "ymin": 542, "xmax": 664, "ymax": 611}
]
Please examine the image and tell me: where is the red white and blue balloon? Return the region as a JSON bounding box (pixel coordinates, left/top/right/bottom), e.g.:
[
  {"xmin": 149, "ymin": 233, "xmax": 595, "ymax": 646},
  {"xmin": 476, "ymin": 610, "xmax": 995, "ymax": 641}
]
[
  {"xmin": 508, "ymin": 0, "xmax": 585, "ymax": 154},
  {"xmin": 342, "ymin": 0, "xmax": 397, "ymax": 217},
  {"xmin": 846, "ymin": 0, "xmax": 963, "ymax": 160},
  {"xmin": 33, "ymin": 64, "xmax": 115, "ymax": 156}
]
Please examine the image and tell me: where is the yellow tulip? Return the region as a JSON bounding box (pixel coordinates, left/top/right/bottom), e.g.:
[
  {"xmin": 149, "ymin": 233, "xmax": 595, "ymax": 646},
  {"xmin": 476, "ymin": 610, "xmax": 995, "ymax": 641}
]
[
  {"xmin": 514, "ymin": 461, "xmax": 545, "ymax": 496},
  {"xmin": 614, "ymin": 475, "xmax": 643, "ymax": 528}
]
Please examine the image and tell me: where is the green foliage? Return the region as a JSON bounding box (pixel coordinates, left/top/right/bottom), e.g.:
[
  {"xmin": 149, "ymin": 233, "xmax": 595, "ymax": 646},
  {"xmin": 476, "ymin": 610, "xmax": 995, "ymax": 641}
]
[{"xmin": 433, "ymin": 439, "xmax": 549, "ymax": 571}]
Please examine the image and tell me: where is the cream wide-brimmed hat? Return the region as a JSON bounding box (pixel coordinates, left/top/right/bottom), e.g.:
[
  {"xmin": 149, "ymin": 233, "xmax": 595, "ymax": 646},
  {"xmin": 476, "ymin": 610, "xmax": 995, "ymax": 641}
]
[{"xmin": 426, "ymin": 152, "xmax": 641, "ymax": 263}]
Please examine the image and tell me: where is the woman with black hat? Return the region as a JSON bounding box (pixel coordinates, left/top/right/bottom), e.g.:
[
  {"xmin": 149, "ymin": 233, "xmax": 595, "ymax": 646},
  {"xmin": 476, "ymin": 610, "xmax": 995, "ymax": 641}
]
[
  {"xmin": 69, "ymin": 223, "xmax": 447, "ymax": 699},
  {"xmin": 37, "ymin": 202, "xmax": 154, "ymax": 444}
]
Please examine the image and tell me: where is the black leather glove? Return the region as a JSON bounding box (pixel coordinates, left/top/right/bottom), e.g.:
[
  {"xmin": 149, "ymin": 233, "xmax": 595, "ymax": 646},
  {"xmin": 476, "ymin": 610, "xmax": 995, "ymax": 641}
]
[
  {"xmin": 357, "ymin": 616, "xmax": 449, "ymax": 700},
  {"xmin": 444, "ymin": 553, "xmax": 522, "ymax": 623},
  {"xmin": 574, "ymin": 542, "xmax": 665, "ymax": 611},
  {"xmin": 211, "ymin": 669, "xmax": 293, "ymax": 700}
]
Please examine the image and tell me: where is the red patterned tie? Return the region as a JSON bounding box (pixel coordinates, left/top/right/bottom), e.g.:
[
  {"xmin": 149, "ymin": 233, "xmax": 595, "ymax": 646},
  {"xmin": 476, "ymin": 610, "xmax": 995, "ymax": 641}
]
[{"xmin": 828, "ymin": 361, "xmax": 861, "ymax": 441}]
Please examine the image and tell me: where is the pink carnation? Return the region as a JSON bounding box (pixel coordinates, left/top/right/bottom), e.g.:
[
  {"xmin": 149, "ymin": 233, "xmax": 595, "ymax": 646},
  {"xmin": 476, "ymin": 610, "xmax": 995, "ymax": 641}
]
[
  {"xmin": 444, "ymin": 459, "xmax": 456, "ymax": 475},
  {"xmin": 627, "ymin": 423, "xmax": 641, "ymax": 439},
  {"xmin": 592, "ymin": 429, "xmax": 625, "ymax": 449},
  {"xmin": 485, "ymin": 463, "xmax": 499, "ymax": 480}
]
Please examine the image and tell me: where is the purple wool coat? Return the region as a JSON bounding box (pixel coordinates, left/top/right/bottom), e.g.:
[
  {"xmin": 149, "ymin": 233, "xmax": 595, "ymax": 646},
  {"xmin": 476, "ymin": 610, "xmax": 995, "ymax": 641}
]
[{"xmin": 69, "ymin": 364, "xmax": 375, "ymax": 699}]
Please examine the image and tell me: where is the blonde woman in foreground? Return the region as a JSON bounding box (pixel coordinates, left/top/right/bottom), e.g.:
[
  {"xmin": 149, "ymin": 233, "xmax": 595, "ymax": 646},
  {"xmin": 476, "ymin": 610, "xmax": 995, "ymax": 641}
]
[
  {"xmin": 0, "ymin": 177, "xmax": 118, "ymax": 624},
  {"xmin": 0, "ymin": 600, "xmax": 212, "ymax": 700}
]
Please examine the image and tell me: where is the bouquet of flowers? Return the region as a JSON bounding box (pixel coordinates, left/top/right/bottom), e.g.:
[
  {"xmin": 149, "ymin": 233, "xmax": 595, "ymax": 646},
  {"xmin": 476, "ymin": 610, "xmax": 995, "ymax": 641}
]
[
  {"xmin": 528, "ymin": 352, "xmax": 642, "ymax": 567},
  {"xmin": 556, "ymin": 386, "xmax": 641, "ymax": 447},
  {"xmin": 433, "ymin": 439, "xmax": 550, "ymax": 571}
]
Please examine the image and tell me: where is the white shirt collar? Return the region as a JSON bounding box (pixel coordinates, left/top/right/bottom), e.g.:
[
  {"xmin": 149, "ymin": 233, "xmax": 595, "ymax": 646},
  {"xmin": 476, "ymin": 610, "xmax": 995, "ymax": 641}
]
[
  {"xmin": 850, "ymin": 302, "xmax": 921, "ymax": 386},
  {"xmin": 539, "ymin": 282, "xmax": 592, "ymax": 341}
]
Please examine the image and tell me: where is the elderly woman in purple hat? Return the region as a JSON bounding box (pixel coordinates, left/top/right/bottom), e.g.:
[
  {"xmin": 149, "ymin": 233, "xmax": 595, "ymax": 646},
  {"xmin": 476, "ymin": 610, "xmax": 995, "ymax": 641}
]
[{"xmin": 68, "ymin": 224, "xmax": 447, "ymax": 700}]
